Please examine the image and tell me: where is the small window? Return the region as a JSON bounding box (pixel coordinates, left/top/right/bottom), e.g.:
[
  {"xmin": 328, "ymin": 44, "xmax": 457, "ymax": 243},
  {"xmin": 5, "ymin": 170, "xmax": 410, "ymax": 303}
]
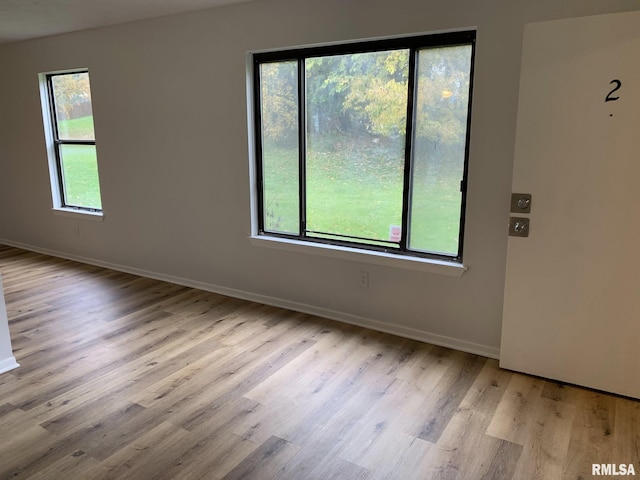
[
  {"xmin": 253, "ymin": 31, "xmax": 475, "ymax": 262},
  {"xmin": 41, "ymin": 70, "xmax": 102, "ymax": 212}
]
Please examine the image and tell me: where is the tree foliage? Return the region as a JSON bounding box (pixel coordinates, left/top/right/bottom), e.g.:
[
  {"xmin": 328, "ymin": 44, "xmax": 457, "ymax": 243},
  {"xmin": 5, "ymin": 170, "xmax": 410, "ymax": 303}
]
[
  {"xmin": 340, "ymin": 50, "xmax": 409, "ymax": 137},
  {"xmin": 258, "ymin": 45, "xmax": 472, "ymax": 147},
  {"xmin": 414, "ymin": 46, "xmax": 471, "ymax": 147},
  {"xmin": 259, "ymin": 62, "xmax": 298, "ymax": 146},
  {"xmin": 51, "ymin": 72, "xmax": 92, "ymax": 120}
]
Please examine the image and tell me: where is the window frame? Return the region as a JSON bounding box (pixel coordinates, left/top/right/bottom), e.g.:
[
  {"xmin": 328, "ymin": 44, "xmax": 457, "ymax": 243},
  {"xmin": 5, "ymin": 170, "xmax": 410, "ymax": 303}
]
[
  {"xmin": 252, "ymin": 31, "xmax": 476, "ymax": 263},
  {"xmin": 40, "ymin": 69, "xmax": 103, "ymax": 215}
]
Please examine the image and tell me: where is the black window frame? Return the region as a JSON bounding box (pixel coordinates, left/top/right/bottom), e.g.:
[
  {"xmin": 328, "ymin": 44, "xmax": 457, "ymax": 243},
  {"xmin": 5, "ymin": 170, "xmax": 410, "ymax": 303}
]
[
  {"xmin": 253, "ymin": 30, "xmax": 476, "ymax": 263},
  {"xmin": 45, "ymin": 69, "xmax": 101, "ymax": 213}
]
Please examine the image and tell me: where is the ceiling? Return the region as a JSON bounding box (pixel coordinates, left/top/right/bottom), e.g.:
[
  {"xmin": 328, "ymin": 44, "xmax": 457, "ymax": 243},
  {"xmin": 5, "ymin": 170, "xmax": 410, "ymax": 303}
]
[{"xmin": 0, "ymin": 0, "xmax": 257, "ymax": 45}]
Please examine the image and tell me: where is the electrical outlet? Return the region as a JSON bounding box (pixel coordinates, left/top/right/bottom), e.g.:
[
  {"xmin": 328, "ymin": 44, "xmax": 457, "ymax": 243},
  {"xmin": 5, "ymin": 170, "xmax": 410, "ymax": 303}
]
[{"xmin": 359, "ymin": 271, "xmax": 369, "ymax": 288}]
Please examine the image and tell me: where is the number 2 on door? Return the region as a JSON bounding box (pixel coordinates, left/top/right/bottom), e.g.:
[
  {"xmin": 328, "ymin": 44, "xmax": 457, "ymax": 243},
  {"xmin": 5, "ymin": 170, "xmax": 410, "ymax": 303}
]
[{"xmin": 605, "ymin": 79, "xmax": 621, "ymax": 102}]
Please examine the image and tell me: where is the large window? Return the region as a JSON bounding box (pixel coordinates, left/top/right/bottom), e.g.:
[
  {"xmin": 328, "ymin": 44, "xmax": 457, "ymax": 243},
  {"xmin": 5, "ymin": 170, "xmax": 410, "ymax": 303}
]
[
  {"xmin": 41, "ymin": 70, "xmax": 102, "ymax": 212},
  {"xmin": 253, "ymin": 31, "xmax": 475, "ymax": 262}
]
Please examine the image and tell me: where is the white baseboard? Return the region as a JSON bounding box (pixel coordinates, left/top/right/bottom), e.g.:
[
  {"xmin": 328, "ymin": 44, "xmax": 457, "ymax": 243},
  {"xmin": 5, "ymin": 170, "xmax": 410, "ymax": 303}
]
[
  {"xmin": 0, "ymin": 239, "xmax": 500, "ymax": 359},
  {"xmin": 0, "ymin": 357, "xmax": 19, "ymax": 375}
]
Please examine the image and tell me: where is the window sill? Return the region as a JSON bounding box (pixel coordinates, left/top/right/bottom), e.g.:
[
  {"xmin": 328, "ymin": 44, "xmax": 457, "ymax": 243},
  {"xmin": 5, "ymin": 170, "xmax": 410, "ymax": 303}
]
[
  {"xmin": 249, "ymin": 235, "xmax": 468, "ymax": 277},
  {"xmin": 52, "ymin": 208, "xmax": 104, "ymax": 221}
]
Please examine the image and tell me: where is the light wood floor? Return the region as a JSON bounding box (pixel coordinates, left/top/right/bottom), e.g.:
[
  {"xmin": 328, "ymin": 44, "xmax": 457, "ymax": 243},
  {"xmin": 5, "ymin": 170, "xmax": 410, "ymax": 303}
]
[{"xmin": 0, "ymin": 245, "xmax": 638, "ymax": 480}]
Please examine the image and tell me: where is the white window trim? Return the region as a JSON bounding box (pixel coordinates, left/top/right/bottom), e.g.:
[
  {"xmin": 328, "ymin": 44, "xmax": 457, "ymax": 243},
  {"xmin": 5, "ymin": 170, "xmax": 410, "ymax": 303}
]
[
  {"xmin": 52, "ymin": 208, "xmax": 104, "ymax": 221},
  {"xmin": 248, "ymin": 235, "xmax": 467, "ymax": 276},
  {"xmin": 38, "ymin": 69, "xmax": 103, "ymax": 219},
  {"xmin": 245, "ymin": 37, "xmax": 471, "ymax": 278}
]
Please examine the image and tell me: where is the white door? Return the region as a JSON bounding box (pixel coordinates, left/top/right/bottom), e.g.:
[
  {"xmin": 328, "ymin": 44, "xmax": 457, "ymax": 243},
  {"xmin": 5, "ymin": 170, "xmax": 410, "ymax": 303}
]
[{"xmin": 501, "ymin": 11, "xmax": 640, "ymax": 399}]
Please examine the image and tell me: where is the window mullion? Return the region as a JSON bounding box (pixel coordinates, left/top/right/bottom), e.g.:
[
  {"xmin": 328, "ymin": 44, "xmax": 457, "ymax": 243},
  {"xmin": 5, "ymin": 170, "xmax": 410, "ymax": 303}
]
[
  {"xmin": 253, "ymin": 60, "xmax": 266, "ymax": 234},
  {"xmin": 400, "ymin": 47, "xmax": 418, "ymax": 252},
  {"xmin": 455, "ymin": 38, "xmax": 477, "ymax": 262},
  {"xmin": 46, "ymin": 75, "xmax": 67, "ymax": 206},
  {"xmin": 46, "ymin": 76, "xmax": 61, "ymax": 142},
  {"xmin": 55, "ymin": 140, "xmax": 95, "ymax": 146},
  {"xmin": 298, "ymin": 58, "xmax": 307, "ymax": 239}
]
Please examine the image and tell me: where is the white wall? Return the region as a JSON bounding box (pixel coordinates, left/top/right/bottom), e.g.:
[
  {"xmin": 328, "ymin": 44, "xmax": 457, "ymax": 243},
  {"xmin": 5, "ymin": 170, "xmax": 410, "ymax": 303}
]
[{"xmin": 0, "ymin": 0, "xmax": 637, "ymax": 357}]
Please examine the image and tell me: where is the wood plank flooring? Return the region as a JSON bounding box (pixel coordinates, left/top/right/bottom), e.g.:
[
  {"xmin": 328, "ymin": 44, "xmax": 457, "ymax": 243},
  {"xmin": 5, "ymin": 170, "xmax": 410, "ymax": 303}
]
[{"xmin": 0, "ymin": 244, "xmax": 638, "ymax": 479}]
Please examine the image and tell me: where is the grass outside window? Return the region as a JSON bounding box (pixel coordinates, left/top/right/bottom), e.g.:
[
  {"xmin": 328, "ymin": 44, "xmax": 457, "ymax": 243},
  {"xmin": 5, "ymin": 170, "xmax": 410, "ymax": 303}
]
[
  {"xmin": 254, "ymin": 31, "xmax": 475, "ymax": 262},
  {"xmin": 43, "ymin": 70, "xmax": 103, "ymax": 212}
]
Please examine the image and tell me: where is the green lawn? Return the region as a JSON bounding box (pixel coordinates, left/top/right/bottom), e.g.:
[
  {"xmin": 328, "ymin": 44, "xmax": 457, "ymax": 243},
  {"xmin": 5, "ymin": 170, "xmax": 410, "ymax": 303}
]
[
  {"xmin": 57, "ymin": 116, "xmax": 102, "ymax": 210},
  {"xmin": 58, "ymin": 115, "xmax": 95, "ymax": 140},
  {"xmin": 262, "ymin": 136, "xmax": 463, "ymax": 255},
  {"xmin": 55, "ymin": 117, "xmax": 461, "ymax": 254}
]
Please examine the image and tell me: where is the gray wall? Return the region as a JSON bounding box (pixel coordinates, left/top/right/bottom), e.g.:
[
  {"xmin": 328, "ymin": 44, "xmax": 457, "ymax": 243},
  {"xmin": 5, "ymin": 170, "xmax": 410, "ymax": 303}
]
[{"xmin": 0, "ymin": 0, "xmax": 638, "ymax": 357}]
